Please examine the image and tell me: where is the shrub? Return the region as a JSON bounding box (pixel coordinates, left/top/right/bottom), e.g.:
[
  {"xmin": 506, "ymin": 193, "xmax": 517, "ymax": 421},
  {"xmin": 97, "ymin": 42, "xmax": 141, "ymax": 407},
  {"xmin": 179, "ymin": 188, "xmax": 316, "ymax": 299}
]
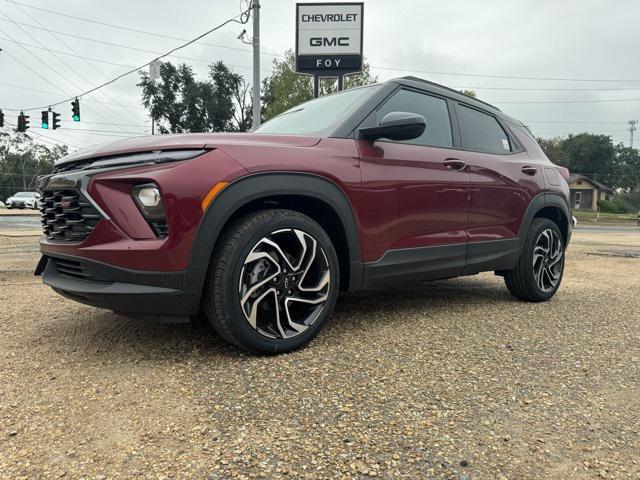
[{"xmin": 598, "ymin": 197, "xmax": 635, "ymax": 214}]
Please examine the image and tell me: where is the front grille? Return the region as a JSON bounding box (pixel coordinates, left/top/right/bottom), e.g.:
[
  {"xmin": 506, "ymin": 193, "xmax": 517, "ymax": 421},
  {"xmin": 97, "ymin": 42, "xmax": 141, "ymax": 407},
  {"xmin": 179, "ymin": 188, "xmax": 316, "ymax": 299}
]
[
  {"xmin": 40, "ymin": 189, "xmax": 102, "ymax": 241},
  {"xmin": 52, "ymin": 258, "xmax": 93, "ymax": 280},
  {"xmin": 53, "ymin": 159, "xmax": 93, "ymax": 174}
]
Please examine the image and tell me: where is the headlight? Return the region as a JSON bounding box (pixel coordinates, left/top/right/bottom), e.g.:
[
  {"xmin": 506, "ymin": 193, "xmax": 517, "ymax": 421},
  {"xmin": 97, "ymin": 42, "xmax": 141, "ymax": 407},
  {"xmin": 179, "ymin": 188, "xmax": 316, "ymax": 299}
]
[{"xmin": 132, "ymin": 183, "xmax": 165, "ymax": 220}]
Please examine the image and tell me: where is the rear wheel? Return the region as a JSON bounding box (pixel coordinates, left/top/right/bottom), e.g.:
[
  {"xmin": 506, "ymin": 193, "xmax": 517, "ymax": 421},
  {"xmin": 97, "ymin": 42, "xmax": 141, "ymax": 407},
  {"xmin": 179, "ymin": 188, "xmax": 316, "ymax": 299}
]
[
  {"xmin": 204, "ymin": 209, "xmax": 339, "ymax": 354},
  {"xmin": 504, "ymin": 218, "xmax": 565, "ymax": 302}
]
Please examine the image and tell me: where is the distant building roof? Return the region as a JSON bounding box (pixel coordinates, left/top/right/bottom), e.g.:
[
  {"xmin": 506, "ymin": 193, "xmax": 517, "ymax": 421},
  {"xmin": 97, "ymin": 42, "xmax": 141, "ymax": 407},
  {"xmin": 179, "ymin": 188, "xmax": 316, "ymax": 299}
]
[{"xmin": 569, "ymin": 173, "xmax": 612, "ymax": 191}]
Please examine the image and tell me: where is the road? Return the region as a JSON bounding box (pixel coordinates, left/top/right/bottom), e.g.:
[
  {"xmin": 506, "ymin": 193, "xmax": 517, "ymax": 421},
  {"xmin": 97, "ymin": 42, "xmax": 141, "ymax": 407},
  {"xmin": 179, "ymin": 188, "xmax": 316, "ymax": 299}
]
[
  {"xmin": 0, "ymin": 215, "xmax": 41, "ymax": 230},
  {"xmin": 574, "ymin": 224, "xmax": 639, "ymax": 233}
]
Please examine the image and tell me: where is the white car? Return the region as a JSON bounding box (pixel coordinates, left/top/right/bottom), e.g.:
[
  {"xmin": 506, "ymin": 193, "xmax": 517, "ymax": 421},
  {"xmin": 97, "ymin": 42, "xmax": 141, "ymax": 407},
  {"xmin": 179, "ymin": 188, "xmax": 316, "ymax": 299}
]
[{"xmin": 6, "ymin": 191, "xmax": 40, "ymax": 210}]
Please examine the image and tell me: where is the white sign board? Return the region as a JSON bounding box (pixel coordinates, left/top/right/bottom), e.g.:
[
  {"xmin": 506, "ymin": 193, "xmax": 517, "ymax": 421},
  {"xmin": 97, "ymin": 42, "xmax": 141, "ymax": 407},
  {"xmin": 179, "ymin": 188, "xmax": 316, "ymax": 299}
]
[{"xmin": 295, "ymin": 2, "xmax": 364, "ymax": 75}]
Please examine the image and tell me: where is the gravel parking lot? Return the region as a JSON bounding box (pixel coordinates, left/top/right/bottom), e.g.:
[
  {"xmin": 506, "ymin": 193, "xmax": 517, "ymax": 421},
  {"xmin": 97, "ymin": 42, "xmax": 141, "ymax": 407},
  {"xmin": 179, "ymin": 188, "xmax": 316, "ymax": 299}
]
[{"xmin": 1, "ymin": 227, "xmax": 639, "ymax": 479}]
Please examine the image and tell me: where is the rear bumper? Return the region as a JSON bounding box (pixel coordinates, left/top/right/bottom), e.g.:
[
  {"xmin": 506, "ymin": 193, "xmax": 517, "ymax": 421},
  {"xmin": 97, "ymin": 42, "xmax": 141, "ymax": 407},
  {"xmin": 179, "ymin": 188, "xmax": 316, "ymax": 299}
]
[{"xmin": 36, "ymin": 253, "xmax": 201, "ymax": 318}]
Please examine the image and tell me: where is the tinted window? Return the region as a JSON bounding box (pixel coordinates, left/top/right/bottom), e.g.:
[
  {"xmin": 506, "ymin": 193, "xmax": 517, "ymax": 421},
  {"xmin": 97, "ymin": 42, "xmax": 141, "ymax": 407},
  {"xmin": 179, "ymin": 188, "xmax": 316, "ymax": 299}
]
[
  {"xmin": 375, "ymin": 89, "xmax": 453, "ymax": 148},
  {"xmin": 459, "ymin": 105, "xmax": 511, "ymax": 154}
]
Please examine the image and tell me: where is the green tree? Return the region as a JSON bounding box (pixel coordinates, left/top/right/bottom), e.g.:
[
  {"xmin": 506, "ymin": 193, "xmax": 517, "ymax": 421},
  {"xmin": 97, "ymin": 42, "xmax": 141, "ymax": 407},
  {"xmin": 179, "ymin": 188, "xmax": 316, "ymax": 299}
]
[
  {"xmin": 562, "ymin": 133, "xmax": 615, "ymax": 183},
  {"xmin": 537, "ymin": 136, "xmax": 569, "ymax": 167},
  {"xmin": 459, "ymin": 89, "xmax": 476, "ymax": 98},
  {"xmin": 0, "ymin": 132, "xmax": 67, "ymax": 198},
  {"xmin": 613, "ymin": 144, "xmax": 640, "ymax": 191},
  {"xmin": 138, "ymin": 61, "xmax": 248, "ymax": 133},
  {"xmin": 261, "ymin": 50, "xmax": 378, "ymax": 121}
]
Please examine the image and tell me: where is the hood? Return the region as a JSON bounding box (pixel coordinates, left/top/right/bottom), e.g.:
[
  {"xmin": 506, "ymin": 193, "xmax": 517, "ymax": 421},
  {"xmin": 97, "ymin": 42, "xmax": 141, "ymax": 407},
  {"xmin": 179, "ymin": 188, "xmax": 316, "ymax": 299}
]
[{"xmin": 55, "ymin": 133, "xmax": 322, "ymax": 167}]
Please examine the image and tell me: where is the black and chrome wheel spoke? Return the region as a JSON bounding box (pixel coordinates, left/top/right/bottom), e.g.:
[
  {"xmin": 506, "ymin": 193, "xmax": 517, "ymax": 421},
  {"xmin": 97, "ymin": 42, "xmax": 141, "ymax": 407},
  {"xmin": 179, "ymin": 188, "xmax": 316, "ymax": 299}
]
[
  {"xmin": 239, "ymin": 228, "xmax": 331, "ymax": 339},
  {"xmin": 532, "ymin": 228, "xmax": 563, "ymax": 292}
]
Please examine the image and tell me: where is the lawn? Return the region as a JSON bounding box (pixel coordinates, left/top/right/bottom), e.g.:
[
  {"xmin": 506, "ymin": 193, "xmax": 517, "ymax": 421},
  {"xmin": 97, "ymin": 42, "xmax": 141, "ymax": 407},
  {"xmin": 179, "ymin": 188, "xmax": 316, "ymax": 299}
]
[{"xmin": 573, "ymin": 210, "xmax": 638, "ymax": 225}]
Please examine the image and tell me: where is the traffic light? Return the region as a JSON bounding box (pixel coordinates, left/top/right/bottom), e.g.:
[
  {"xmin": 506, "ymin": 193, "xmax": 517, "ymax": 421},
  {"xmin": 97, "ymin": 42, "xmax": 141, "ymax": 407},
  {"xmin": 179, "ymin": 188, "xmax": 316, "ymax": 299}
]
[
  {"xmin": 17, "ymin": 111, "xmax": 30, "ymax": 132},
  {"xmin": 52, "ymin": 111, "xmax": 61, "ymax": 130},
  {"xmin": 41, "ymin": 110, "xmax": 49, "ymax": 129},
  {"xmin": 0, "ymin": 109, "xmax": 4, "ymax": 128},
  {"xmin": 71, "ymin": 98, "xmax": 80, "ymax": 122}
]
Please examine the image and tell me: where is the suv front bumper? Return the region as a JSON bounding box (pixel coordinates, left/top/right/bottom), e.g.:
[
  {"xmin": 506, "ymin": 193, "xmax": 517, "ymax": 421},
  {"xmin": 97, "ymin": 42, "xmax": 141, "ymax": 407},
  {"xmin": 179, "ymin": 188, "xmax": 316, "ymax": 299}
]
[{"xmin": 36, "ymin": 253, "xmax": 200, "ymax": 318}]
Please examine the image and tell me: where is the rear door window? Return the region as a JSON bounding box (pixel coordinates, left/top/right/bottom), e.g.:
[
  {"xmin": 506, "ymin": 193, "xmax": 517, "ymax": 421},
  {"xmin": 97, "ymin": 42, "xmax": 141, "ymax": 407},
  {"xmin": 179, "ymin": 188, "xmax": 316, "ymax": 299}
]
[
  {"xmin": 375, "ymin": 89, "xmax": 453, "ymax": 148},
  {"xmin": 458, "ymin": 105, "xmax": 512, "ymax": 154}
]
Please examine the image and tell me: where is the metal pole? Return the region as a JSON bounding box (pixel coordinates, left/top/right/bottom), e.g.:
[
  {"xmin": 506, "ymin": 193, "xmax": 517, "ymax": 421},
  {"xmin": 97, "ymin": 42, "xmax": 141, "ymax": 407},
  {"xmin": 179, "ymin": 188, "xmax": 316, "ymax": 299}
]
[
  {"xmin": 313, "ymin": 75, "xmax": 319, "ymax": 98},
  {"xmin": 337, "ymin": 75, "xmax": 343, "ymax": 91},
  {"xmin": 252, "ymin": 0, "xmax": 261, "ymax": 128},
  {"xmin": 629, "ymin": 120, "xmax": 637, "ymax": 148}
]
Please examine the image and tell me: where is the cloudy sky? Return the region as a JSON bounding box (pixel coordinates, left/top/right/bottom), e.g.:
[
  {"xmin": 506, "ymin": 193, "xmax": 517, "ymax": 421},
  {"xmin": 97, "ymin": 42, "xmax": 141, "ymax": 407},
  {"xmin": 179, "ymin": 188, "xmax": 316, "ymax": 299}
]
[{"xmin": 1, "ymin": 0, "xmax": 639, "ymax": 151}]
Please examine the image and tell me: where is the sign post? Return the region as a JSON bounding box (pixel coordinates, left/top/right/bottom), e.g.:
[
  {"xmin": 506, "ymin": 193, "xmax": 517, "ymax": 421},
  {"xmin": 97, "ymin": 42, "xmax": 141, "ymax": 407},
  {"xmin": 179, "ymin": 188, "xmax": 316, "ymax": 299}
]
[{"xmin": 295, "ymin": 2, "xmax": 364, "ymax": 97}]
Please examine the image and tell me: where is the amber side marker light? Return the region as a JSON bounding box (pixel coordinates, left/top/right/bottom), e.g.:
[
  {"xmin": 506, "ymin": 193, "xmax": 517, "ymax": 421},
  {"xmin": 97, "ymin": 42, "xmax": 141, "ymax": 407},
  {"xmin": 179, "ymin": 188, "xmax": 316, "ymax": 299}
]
[{"xmin": 201, "ymin": 181, "xmax": 228, "ymax": 212}]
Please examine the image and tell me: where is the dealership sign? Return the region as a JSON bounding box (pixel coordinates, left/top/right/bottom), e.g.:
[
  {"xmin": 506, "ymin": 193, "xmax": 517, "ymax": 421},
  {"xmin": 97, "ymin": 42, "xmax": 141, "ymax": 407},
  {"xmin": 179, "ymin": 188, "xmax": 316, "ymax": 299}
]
[{"xmin": 295, "ymin": 2, "xmax": 364, "ymax": 77}]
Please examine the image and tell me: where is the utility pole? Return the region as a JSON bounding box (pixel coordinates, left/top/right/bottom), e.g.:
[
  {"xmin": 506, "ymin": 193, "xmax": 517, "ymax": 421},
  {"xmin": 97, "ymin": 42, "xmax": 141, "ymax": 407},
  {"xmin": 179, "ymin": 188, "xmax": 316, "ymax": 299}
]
[
  {"xmin": 629, "ymin": 120, "xmax": 637, "ymax": 148},
  {"xmin": 252, "ymin": 0, "xmax": 261, "ymax": 128}
]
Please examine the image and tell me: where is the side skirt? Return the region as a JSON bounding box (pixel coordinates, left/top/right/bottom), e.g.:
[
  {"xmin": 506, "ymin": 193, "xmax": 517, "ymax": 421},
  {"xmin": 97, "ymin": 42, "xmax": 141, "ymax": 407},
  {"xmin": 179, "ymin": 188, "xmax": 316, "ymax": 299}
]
[
  {"xmin": 361, "ymin": 238, "xmax": 521, "ymax": 288},
  {"xmin": 463, "ymin": 238, "xmax": 520, "ymax": 276},
  {"xmin": 362, "ymin": 244, "xmax": 466, "ymax": 288}
]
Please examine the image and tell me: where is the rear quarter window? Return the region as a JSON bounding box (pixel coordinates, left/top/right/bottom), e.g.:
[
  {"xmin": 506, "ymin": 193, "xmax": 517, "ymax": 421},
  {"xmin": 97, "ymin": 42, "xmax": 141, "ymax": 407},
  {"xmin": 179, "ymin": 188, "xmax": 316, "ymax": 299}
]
[{"xmin": 458, "ymin": 105, "xmax": 512, "ymax": 155}]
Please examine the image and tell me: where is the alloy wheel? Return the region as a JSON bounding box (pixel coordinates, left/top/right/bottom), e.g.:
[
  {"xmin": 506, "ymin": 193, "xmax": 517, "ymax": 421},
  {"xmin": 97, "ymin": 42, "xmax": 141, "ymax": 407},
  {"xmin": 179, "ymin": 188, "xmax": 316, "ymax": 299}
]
[
  {"xmin": 239, "ymin": 228, "xmax": 331, "ymax": 339},
  {"xmin": 532, "ymin": 228, "xmax": 563, "ymax": 292}
]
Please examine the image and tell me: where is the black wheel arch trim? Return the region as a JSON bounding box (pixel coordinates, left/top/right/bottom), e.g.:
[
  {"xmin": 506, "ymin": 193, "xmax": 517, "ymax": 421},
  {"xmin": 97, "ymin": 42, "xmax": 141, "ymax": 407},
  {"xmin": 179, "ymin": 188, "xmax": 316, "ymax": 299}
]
[
  {"xmin": 518, "ymin": 192, "xmax": 571, "ymax": 250},
  {"xmin": 187, "ymin": 171, "xmax": 364, "ymax": 299}
]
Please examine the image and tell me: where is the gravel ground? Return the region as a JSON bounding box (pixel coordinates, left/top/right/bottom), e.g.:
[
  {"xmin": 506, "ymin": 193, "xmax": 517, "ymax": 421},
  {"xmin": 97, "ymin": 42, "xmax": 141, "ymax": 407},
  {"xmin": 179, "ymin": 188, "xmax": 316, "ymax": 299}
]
[{"xmin": 0, "ymin": 229, "xmax": 639, "ymax": 479}]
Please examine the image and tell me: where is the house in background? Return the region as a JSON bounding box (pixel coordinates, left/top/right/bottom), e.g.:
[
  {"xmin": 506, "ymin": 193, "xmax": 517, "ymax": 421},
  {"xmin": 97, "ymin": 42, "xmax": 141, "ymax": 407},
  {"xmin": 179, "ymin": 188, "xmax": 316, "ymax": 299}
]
[{"xmin": 569, "ymin": 174, "xmax": 612, "ymax": 210}]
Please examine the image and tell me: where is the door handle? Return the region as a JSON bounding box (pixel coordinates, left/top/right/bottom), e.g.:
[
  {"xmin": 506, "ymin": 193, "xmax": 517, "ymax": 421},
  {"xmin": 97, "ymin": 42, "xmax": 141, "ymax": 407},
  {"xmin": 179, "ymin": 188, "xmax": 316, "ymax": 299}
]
[
  {"xmin": 443, "ymin": 158, "xmax": 466, "ymax": 171},
  {"xmin": 521, "ymin": 166, "xmax": 537, "ymax": 176}
]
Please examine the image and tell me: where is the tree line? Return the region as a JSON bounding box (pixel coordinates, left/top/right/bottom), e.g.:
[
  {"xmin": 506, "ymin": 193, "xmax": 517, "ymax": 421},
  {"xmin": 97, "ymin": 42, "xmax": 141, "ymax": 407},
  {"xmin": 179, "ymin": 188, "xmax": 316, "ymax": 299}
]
[
  {"xmin": 0, "ymin": 132, "xmax": 67, "ymax": 199},
  {"xmin": 538, "ymin": 134, "xmax": 640, "ymax": 213}
]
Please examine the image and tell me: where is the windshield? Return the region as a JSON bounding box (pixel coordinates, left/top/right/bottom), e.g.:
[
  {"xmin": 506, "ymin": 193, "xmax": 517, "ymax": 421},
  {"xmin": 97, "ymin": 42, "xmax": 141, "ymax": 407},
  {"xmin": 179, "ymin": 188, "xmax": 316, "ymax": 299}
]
[
  {"xmin": 255, "ymin": 84, "xmax": 380, "ymax": 136},
  {"xmin": 15, "ymin": 192, "xmax": 36, "ymax": 198}
]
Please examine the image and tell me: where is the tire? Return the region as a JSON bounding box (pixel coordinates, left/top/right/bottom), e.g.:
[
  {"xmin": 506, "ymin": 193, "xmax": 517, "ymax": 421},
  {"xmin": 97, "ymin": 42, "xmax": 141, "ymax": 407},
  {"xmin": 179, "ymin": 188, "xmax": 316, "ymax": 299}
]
[
  {"xmin": 504, "ymin": 218, "xmax": 565, "ymax": 302},
  {"xmin": 204, "ymin": 209, "xmax": 340, "ymax": 354}
]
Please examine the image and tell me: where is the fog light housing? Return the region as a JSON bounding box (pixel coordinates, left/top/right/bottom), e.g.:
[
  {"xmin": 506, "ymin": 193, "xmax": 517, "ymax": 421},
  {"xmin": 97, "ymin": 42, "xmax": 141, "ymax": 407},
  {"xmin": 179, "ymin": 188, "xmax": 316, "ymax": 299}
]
[
  {"xmin": 137, "ymin": 186, "xmax": 161, "ymax": 208},
  {"xmin": 132, "ymin": 183, "xmax": 168, "ymax": 238}
]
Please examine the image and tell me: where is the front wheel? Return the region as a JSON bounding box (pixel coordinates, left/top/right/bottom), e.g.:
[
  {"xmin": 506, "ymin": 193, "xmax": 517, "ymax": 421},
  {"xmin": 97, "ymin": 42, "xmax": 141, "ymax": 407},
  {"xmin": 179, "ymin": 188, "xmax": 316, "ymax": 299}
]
[
  {"xmin": 504, "ymin": 218, "xmax": 565, "ymax": 302},
  {"xmin": 204, "ymin": 209, "xmax": 339, "ymax": 354}
]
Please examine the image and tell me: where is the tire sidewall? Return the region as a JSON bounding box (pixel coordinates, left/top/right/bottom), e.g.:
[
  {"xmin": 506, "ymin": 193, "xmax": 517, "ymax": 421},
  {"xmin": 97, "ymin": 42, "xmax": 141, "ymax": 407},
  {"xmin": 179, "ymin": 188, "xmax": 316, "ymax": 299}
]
[
  {"xmin": 214, "ymin": 211, "xmax": 340, "ymax": 354},
  {"xmin": 523, "ymin": 218, "xmax": 565, "ymax": 301}
]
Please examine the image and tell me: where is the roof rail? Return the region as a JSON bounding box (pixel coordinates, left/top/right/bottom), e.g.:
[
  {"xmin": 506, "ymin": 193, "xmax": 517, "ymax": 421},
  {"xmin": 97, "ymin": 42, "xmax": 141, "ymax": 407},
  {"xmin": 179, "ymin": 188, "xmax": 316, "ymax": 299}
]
[{"xmin": 398, "ymin": 76, "xmax": 501, "ymax": 112}]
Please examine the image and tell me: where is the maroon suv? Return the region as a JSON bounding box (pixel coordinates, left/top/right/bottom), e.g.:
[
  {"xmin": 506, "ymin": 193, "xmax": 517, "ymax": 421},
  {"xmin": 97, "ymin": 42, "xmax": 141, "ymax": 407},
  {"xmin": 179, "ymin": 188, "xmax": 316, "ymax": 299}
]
[{"xmin": 36, "ymin": 77, "xmax": 571, "ymax": 353}]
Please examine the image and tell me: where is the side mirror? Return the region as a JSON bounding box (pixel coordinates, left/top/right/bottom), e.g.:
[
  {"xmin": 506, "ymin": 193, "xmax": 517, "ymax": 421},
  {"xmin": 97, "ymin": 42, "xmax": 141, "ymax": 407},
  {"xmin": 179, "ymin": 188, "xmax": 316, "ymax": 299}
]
[{"xmin": 359, "ymin": 111, "xmax": 426, "ymax": 141}]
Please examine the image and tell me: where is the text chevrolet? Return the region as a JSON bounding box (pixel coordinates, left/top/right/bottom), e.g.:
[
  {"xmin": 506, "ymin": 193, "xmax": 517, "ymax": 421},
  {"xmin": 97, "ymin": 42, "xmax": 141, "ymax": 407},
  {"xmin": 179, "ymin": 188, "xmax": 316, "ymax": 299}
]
[{"xmin": 36, "ymin": 77, "xmax": 571, "ymax": 354}]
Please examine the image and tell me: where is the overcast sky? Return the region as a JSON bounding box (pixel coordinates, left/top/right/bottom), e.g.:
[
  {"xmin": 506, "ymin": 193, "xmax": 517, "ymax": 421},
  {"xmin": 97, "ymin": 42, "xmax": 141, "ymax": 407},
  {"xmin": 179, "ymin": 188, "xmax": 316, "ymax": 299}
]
[{"xmin": 1, "ymin": 0, "xmax": 639, "ymax": 151}]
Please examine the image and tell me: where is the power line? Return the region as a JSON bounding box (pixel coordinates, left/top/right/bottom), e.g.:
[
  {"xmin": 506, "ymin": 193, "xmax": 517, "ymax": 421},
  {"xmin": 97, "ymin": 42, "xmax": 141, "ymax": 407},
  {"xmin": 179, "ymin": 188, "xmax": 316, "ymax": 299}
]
[
  {"xmin": 0, "ymin": 81, "xmax": 146, "ymax": 113},
  {"xmin": 494, "ymin": 98, "xmax": 640, "ymax": 104},
  {"xmin": 1, "ymin": 4, "xmax": 252, "ymax": 112},
  {"xmin": 0, "ymin": 9, "xmax": 138, "ymax": 130},
  {"xmin": 0, "ymin": 15, "xmax": 283, "ymax": 60},
  {"xmin": 370, "ymin": 65, "xmax": 640, "ymax": 83},
  {"xmin": 4, "ymin": 121, "xmax": 80, "ymax": 148},
  {"xmin": 452, "ymin": 85, "xmax": 640, "ymax": 92},
  {"xmin": 523, "ymin": 120, "xmax": 629, "ymax": 125},
  {"xmin": 0, "ymin": 33, "xmax": 275, "ymax": 72},
  {"xmin": 9, "ymin": 0, "xmax": 141, "ymax": 106},
  {"xmin": 7, "ymin": 1, "xmax": 640, "ymax": 85},
  {"xmin": 3, "ymin": 0, "xmax": 283, "ymax": 57}
]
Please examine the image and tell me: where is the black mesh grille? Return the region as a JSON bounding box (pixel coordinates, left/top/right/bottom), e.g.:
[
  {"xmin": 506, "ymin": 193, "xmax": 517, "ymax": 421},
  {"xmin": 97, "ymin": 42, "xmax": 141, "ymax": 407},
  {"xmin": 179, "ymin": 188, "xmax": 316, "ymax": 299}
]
[
  {"xmin": 40, "ymin": 189, "xmax": 102, "ymax": 241},
  {"xmin": 52, "ymin": 258, "xmax": 94, "ymax": 280},
  {"xmin": 149, "ymin": 219, "xmax": 169, "ymax": 239}
]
